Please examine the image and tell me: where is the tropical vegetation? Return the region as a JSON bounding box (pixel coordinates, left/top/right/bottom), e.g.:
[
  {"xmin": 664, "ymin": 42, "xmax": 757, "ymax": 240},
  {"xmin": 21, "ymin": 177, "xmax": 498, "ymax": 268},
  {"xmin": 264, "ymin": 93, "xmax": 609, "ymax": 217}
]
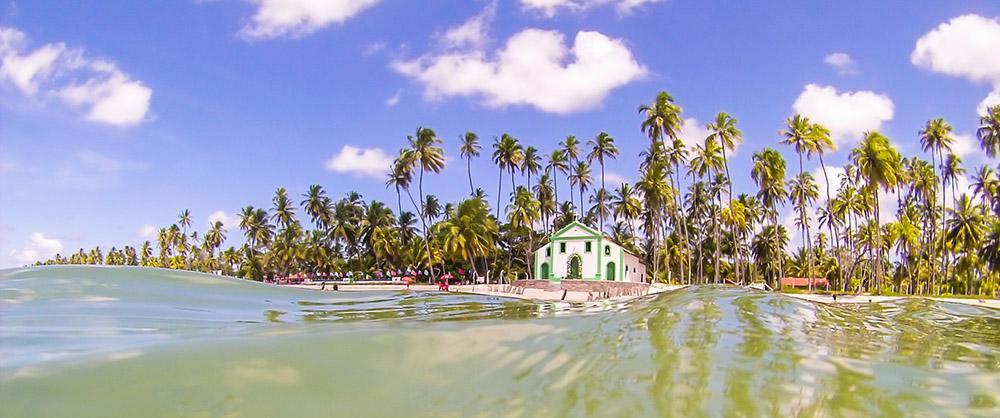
[{"xmin": 35, "ymin": 96, "xmax": 1000, "ymax": 297}]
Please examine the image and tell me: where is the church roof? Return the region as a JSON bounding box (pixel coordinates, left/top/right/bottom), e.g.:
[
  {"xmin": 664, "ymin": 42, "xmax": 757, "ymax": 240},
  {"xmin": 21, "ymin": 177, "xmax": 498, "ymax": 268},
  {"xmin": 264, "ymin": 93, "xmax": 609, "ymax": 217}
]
[{"xmin": 536, "ymin": 221, "xmax": 641, "ymax": 258}]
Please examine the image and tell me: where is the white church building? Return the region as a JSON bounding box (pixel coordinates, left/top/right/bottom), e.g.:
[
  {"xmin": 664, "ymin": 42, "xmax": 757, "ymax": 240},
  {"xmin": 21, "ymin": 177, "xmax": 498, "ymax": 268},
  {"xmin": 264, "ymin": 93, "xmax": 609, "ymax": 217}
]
[{"xmin": 533, "ymin": 222, "xmax": 647, "ymax": 283}]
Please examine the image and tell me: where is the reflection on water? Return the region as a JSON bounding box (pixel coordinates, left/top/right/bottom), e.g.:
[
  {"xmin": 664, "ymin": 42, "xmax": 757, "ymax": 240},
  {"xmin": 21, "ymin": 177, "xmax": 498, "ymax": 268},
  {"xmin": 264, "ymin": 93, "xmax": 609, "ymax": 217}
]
[{"xmin": 1, "ymin": 266, "xmax": 998, "ymax": 417}]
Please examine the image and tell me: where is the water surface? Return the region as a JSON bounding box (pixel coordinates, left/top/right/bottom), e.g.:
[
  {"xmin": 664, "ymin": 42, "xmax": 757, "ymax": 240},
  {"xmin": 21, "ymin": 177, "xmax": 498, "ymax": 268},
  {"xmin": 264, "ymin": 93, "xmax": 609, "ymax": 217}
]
[{"xmin": 2, "ymin": 266, "xmax": 998, "ymax": 417}]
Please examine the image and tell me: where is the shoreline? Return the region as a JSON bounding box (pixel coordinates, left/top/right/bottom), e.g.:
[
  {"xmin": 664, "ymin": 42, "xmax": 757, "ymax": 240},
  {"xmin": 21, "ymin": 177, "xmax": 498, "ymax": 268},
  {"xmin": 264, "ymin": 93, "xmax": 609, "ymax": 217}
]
[
  {"xmin": 288, "ymin": 283, "xmax": 687, "ymax": 303},
  {"xmin": 783, "ymin": 292, "xmax": 1000, "ymax": 309},
  {"xmin": 287, "ymin": 282, "xmax": 1000, "ymax": 309}
]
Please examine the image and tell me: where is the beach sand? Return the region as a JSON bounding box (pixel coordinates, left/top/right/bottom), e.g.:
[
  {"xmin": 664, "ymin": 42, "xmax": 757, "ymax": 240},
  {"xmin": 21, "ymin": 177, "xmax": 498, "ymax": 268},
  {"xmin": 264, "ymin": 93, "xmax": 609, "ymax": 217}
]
[
  {"xmin": 288, "ymin": 282, "xmax": 686, "ymax": 303},
  {"xmin": 784, "ymin": 292, "xmax": 1000, "ymax": 309},
  {"xmin": 288, "ymin": 282, "xmax": 999, "ymax": 309}
]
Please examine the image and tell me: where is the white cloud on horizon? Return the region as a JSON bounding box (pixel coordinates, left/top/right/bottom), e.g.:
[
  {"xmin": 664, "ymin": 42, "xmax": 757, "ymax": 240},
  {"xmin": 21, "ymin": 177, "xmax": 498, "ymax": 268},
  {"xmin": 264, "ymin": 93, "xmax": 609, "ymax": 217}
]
[
  {"xmin": 603, "ymin": 171, "xmax": 629, "ymax": 187},
  {"xmin": 824, "ymin": 52, "xmax": 857, "ymax": 75},
  {"xmin": 792, "ymin": 84, "xmax": 894, "ymax": 149},
  {"xmin": 325, "ymin": 145, "xmax": 393, "ymax": 179},
  {"xmin": 207, "ymin": 210, "xmax": 242, "ymax": 231},
  {"xmin": 138, "ymin": 225, "xmax": 157, "ymax": 240},
  {"xmin": 239, "ymin": 0, "xmax": 380, "ymax": 40},
  {"xmin": 7, "ymin": 232, "xmax": 63, "ymax": 266},
  {"xmin": 678, "ymin": 117, "xmax": 709, "ymax": 153},
  {"xmin": 392, "ymin": 22, "xmax": 646, "ymax": 114},
  {"xmin": 0, "ymin": 26, "xmax": 152, "ymax": 127},
  {"xmin": 911, "ymin": 14, "xmax": 1000, "ymax": 117}
]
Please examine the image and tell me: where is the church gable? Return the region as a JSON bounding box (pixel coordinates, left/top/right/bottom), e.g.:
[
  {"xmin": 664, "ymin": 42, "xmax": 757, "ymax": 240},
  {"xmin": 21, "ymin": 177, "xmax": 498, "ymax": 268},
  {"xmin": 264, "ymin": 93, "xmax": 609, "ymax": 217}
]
[{"xmin": 552, "ymin": 222, "xmax": 600, "ymax": 239}]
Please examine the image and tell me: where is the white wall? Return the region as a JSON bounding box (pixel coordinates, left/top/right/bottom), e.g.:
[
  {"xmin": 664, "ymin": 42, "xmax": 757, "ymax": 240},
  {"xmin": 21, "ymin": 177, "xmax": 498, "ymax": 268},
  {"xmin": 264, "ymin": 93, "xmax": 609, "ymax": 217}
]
[{"xmin": 538, "ymin": 238, "xmax": 645, "ymax": 281}]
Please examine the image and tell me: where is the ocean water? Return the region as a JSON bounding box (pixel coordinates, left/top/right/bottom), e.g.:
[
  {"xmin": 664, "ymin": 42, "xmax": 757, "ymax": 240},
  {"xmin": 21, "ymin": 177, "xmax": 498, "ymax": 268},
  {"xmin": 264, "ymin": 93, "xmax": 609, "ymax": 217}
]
[{"xmin": 1, "ymin": 266, "xmax": 998, "ymax": 417}]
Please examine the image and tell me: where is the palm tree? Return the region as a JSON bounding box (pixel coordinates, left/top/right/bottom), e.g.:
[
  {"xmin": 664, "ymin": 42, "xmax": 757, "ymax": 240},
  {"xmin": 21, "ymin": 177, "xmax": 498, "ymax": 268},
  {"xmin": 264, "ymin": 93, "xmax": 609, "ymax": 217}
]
[
  {"xmin": 492, "ymin": 134, "xmax": 524, "ymax": 217},
  {"xmin": 522, "ymin": 146, "xmax": 542, "ymax": 191},
  {"xmin": 271, "ymin": 187, "xmax": 296, "ymax": 229},
  {"xmin": 639, "ymin": 91, "xmax": 686, "ymax": 280},
  {"xmin": 636, "ymin": 159, "xmax": 670, "ymax": 283},
  {"xmin": 752, "ymin": 148, "xmax": 788, "ymax": 289},
  {"xmin": 638, "ymin": 91, "xmax": 683, "ymax": 145},
  {"xmin": 806, "ymin": 122, "xmax": 839, "ymax": 288},
  {"xmin": 707, "ymin": 112, "xmax": 743, "ymax": 282},
  {"xmin": 507, "ymin": 186, "xmax": 541, "ymax": 278},
  {"xmin": 920, "ymin": 118, "xmax": 954, "ymax": 293},
  {"xmin": 588, "ymin": 132, "xmax": 619, "ymax": 228},
  {"xmin": 204, "ymin": 221, "xmax": 226, "ymax": 259},
  {"xmin": 301, "ymin": 185, "xmax": 331, "ymax": 230},
  {"xmin": 437, "ymin": 198, "xmax": 497, "ymax": 280},
  {"xmin": 612, "ymin": 182, "xmax": 642, "ymax": 240},
  {"xmin": 851, "ymin": 131, "xmax": 902, "ymax": 293},
  {"xmin": 534, "ymin": 173, "xmax": 556, "ymax": 232},
  {"xmin": 789, "ymin": 172, "xmax": 820, "ymax": 287},
  {"xmin": 408, "ymin": 127, "xmax": 445, "ymax": 279},
  {"xmin": 422, "ymin": 194, "xmax": 442, "ymax": 224},
  {"xmin": 178, "ymin": 209, "xmax": 192, "ymax": 235},
  {"xmin": 946, "ymin": 194, "xmax": 986, "ymax": 293},
  {"xmin": 460, "ymin": 131, "xmax": 481, "ymax": 194},
  {"xmin": 545, "ymin": 149, "xmax": 569, "ymax": 207},
  {"xmin": 780, "ymin": 114, "xmax": 818, "ymax": 285},
  {"xmin": 690, "ymin": 135, "xmax": 724, "ymax": 283},
  {"xmin": 387, "ymin": 152, "xmax": 415, "ymax": 217},
  {"xmin": 569, "ymin": 161, "xmax": 592, "ymax": 219},
  {"xmin": 978, "ymin": 105, "xmax": 1000, "ymax": 158},
  {"xmin": 560, "ymin": 136, "xmax": 581, "ymax": 207}
]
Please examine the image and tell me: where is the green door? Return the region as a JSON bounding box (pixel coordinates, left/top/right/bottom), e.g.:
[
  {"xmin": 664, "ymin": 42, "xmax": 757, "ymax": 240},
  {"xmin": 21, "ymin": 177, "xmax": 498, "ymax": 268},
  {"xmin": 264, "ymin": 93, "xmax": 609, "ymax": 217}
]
[
  {"xmin": 568, "ymin": 255, "xmax": 582, "ymax": 279},
  {"xmin": 606, "ymin": 262, "xmax": 615, "ymax": 281},
  {"xmin": 540, "ymin": 262, "xmax": 549, "ymax": 280}
]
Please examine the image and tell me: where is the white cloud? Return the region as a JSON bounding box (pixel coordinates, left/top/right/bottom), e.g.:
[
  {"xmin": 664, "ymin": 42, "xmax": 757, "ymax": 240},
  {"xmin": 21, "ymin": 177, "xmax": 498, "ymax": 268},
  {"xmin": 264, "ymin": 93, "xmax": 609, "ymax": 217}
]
[
  {"xmin": 520, "ymin": 0, "xmax": 661, "ymax": 17},
  {"xmin": 208, "ymin": 210, "xmax": 241, "ymax": 230},
  {"xmin": 393, "ymin": 29, "xmax": 646, "ymax": 114},
  {"xmin": 792, "ymin": 84, "xmax": 894, "ymax": 148},
  {"xmin": 325, "ymin": 145, "xmax": 393, "ymax": 178},
  {"xmin": 0, "ymin": 26, "xmax": 152, "ymax": 127},
  {"xmin": 912, "ymin": 14, "xmax": 1000, "ymax": 86},
  {"xmin": 8, "ymin": 233, "xmax": 63, "ymax": 265},
  {"xmin": 912, "ymin": 14, "xmax": 1000, "ymax": 116},
  {"xmin": 439, "ymin": 1, "xmax": 495, "ymax": 50},
  {"xmin": 603, "ymin": 171, "xmax": 629, "ymax": 187},
  {"xmin": 823, "ymin": 52, "xmax": 857, "ymax": 75},
  {"xmin": 979, "ymin": 89, "xmax": 1000, "ymax": 116},
  {"xmin": 385, "ymin": 89, "xmax": 400, "ymax": 107},
  {"xmin": 951, "ymin": 133, "xmax": 977, "ymax": 159},
  {"xmin": 138, "ymin": 225, "xmax": 157, "ymax": 239},
  {"xmin": 678, "ymin": 117, "xmax": 710, "ymax": 152},
  {"xmin": 239, "ymin": 0, "xmax": 380, "ymax": 40}
]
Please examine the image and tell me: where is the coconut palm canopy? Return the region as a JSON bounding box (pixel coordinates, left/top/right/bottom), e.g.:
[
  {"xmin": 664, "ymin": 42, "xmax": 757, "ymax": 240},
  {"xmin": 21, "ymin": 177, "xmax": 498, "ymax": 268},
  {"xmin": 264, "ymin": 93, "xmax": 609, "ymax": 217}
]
[{"xmin": 4, "ymin": 3, "xmax": 1000, "ymax": 296}]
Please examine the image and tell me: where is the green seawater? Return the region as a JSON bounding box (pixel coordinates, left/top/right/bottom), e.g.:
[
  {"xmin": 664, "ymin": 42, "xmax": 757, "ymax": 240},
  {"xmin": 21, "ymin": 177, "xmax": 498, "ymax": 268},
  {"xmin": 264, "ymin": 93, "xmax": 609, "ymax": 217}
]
[{"xmin": 1, "ymin": 266, "xmax": 998, "ymax": 417}]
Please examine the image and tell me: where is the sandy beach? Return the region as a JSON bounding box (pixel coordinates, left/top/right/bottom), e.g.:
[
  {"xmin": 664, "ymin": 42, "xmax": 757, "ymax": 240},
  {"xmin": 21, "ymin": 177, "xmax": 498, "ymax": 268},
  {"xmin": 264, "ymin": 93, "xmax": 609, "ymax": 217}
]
[
  {"xmin": 288, "ymin": 282, "xmax": 687, "ymax": 303},
  {"xmin": 784, "ymin": 292, "xmax": 1000, "ymax": 309},
  {"xmin": 288, "ymin": 282, "xmax": 999, "ymax": 309}
]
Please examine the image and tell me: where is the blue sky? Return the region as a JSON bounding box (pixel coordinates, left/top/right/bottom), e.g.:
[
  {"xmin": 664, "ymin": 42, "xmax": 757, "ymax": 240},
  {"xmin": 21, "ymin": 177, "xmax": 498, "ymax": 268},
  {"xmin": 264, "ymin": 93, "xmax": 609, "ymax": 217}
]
[{"xmin": 2, "ymin": 0, "xmax": 1000, "ymax": 267}]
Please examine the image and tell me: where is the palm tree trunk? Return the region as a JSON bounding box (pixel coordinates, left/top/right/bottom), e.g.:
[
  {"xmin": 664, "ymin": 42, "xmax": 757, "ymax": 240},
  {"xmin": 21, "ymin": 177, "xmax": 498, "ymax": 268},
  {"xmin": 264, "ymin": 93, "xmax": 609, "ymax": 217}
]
[
  {"xmin": 600, "ymin": 160, "xmax": 606, "ymax": 230},
  {"xmin": 675, "ymin": 163, "xmax": 692, "ymax": 284},
  {"xmin": 818, "ymin": 153, "xmax": 842, "ymax": 292},
  {"xmin": 467, "ymin": 157, "xmax": 475, "ymax": 195},
  {"xmin": 722, "ymin": 146, "xmax": 738, "ymax": 284},
  {"xmin": 418, "ymin": 166, "xmax": 436, "ymax": 281},
  {"xmin": 497, "ymin": 168, "xmax": 504, "ymax": 218},
  {"xmin": 714, "ymin": 188, "xmax": 722, "ymax": 284}
]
